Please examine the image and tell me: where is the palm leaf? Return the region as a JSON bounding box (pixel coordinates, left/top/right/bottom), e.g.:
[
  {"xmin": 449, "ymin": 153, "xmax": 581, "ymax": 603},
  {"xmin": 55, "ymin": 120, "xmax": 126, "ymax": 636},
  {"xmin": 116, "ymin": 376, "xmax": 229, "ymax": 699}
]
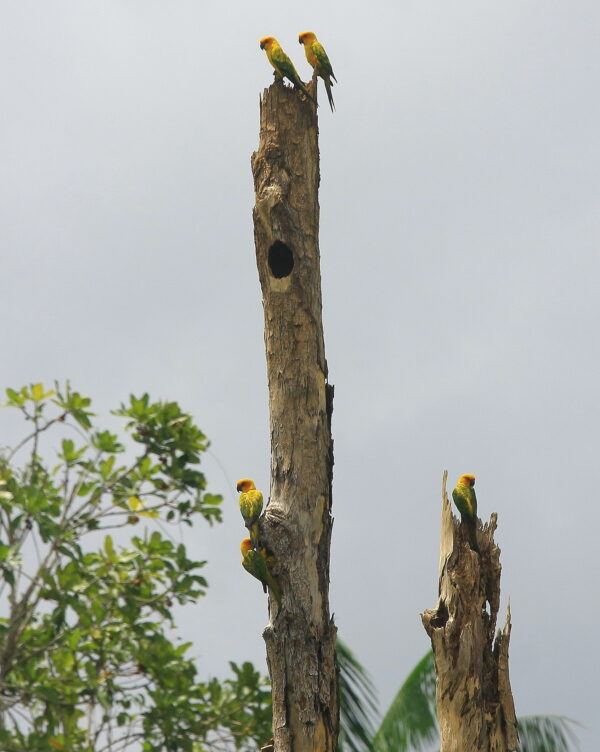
[
  {"xmin": 372, "ymin": 651, "xmax": 438, "ymax": 752},
  {"xmin": 335, "ymin": 645, "xmax": 581, "ymax": 752},
  {"xmin": 518, "ymin": 715, "xmax": 581, "ymax": 752},
  {"xmin": 336, "ymin": 638, "xmax": 379, "ymax": 752}
]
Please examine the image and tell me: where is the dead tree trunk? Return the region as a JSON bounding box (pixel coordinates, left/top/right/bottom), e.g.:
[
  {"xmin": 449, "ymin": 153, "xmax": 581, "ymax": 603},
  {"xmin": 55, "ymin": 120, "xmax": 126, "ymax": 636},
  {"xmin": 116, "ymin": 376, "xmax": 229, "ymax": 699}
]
[
  {"xmin": 251, "ymin": 80, "xmax": 338, "ymax": 752},
  {"xmin": 422, "ymin": 471, "xmax": 519, "ymax": 752}
]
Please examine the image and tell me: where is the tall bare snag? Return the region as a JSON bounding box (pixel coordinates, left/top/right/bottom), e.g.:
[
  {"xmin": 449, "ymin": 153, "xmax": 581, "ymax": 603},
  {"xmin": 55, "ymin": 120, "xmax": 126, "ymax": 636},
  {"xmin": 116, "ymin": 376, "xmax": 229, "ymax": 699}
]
[{"xmin": 251, "ymin": 80, "xmax": 338, "ymax": 752}]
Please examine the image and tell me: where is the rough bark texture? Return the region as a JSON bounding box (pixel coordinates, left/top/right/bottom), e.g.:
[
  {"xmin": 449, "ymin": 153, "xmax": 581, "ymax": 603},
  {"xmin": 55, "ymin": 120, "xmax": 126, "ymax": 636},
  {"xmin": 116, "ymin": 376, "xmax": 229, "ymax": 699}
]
[
  {"xmin": 422, "ymin": 472, "xmax": 519, "ymax": 752},
  {"xmin": 251, "ymin": 79, "xmax": 338, "ymax": 752}
]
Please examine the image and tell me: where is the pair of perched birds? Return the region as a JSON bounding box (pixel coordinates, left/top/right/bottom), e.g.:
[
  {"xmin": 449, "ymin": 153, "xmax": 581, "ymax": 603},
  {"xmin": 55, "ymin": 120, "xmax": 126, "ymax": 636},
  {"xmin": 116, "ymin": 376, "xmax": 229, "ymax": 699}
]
[
  {"xmin": 260, "ymin": 32, "xmax": 337, "ymax": 111},
  {"xmin": 237, "ymin": 478, "xmax": 282, "ymax": 604},
  {"xmin": 452, "ymin": 473, "xmax": 480, "ymax": 553}
]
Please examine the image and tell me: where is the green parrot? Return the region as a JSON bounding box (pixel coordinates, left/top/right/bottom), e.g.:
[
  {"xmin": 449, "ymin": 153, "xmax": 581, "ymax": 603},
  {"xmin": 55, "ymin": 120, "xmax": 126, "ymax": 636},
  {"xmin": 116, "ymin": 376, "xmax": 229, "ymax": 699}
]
[
  {"xmin": 241, "ymin": 538, "xmax": 282, "ymax": 605},
  {"xmin": 298, "ymin": 31, "xmax": 337, "ymax": 111},
  {"xmin": 237, "ymin": 478, "xmax": 263, "ymax": 549},
  {"xmin": 259, "ymin": 36, "xmax": 317, "ymax": 105},
  {"xmin": 452, "ymin": 473, "xmax": 480, "ymax": 553}
]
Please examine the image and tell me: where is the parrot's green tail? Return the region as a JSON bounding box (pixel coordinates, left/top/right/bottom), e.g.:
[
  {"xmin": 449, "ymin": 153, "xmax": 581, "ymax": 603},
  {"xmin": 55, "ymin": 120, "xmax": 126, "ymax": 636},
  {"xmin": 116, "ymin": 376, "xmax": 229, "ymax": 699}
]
[
  {"xmin": 324, "ymin": 77, "xmax": 335, "ymax": 112},
  {"xmin": 268, "ymin": 579, "xmax": 282, "ymax": 606},
  {"xmin": 248, "ymin": 521, "xmax": 261, "ymax": 550},
  {"xmin": 462, "ymin": 516, "xmax": 480, "ymax": 554}
]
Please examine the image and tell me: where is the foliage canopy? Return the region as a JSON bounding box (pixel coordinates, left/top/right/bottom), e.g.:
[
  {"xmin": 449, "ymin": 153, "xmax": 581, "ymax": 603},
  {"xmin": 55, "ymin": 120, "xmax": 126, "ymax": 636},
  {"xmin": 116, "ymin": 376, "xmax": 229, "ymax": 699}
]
[{"xmin": 0, "ymin": 383, "xmax": 271, "ymax": 752}]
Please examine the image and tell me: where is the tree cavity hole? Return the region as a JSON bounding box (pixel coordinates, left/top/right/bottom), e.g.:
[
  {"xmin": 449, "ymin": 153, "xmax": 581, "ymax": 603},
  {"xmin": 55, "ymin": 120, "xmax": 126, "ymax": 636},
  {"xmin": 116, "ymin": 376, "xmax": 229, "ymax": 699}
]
[{"xmin": 268, "ymin": 241, "xmax": 294, "ymax": 279}]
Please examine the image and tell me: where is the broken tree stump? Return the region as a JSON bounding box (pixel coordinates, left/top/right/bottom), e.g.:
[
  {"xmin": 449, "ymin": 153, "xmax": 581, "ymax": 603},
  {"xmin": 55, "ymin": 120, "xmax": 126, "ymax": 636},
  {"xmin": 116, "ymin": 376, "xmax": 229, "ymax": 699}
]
[{"xmin": 422, "ymin": 471, "xmax": 519, "ymax": 752}]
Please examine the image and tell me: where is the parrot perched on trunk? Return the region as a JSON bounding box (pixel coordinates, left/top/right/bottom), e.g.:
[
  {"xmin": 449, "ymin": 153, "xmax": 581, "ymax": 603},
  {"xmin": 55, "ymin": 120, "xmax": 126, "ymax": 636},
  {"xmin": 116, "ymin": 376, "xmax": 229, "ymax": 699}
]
[
  {"xmin": 452, "ymin": 473, "xmax": 480, "ymax": 553},
  {"xmin": 237, "ymin": 478, "xmax": 263, "ymax": 549},
  {"xmin": 298, "ymin": 31, "xmax": 337, "ymax": 111},
  {"xmin": 241, "ymin": 538, "xmax": 282, "ymax": 605},
  {"xmin": 259, "ymin": 36, "xmax": 317, "ymax": 105}
]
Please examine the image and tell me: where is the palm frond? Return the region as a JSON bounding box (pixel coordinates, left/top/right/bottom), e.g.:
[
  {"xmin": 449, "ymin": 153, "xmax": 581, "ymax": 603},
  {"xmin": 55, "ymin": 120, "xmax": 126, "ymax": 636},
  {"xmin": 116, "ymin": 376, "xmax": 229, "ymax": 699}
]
[
  {"xmin": 518, "ymin": 715, "xmax": 581, "ymax": 752},
  {"xmin": 372, "ymin": 651, "xmax": 438, "ymax": 752},
  {"xmin": 337, "ymin": 643, "xmax": 581, "ymax": 752},
  {"xmin": 336, "ymin": 638, "xmax": 379, "ymax": 752}
]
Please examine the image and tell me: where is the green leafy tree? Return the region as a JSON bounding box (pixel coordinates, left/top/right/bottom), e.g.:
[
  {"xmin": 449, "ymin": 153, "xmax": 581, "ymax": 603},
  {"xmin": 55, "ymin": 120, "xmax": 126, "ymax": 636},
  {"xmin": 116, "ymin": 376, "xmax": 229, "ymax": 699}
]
[{"xmin": 0, "ymin": 383, "xmax": 271, "ymax": 752}]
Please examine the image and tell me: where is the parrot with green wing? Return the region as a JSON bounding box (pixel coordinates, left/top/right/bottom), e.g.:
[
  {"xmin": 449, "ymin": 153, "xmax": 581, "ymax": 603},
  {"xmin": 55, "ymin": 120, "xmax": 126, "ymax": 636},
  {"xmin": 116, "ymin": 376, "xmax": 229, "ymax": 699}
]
[
  {"xmin": 259, "ymin": 36, "xmax": 317, "ymax": 105},
  {"xmin": 241, "ymin": 538, "xmax": 282, "ymax": 605},
  {"xmin": 452, "ymin": 473, "xmax": 480, "ymax": 553},
  {"xmin": 298, "ymin": 31, "xmax": 337, "ymax": 112},
  {"xmin": 237, "ymin": 478, "xmax": 263, "ymax": 549}
]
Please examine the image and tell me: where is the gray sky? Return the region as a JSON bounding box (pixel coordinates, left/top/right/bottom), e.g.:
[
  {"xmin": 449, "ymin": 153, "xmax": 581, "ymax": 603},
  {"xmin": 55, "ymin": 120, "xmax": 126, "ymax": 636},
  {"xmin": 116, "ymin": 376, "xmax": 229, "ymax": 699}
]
[{"xmin": 2, "ymin": 1, "xmax": 599, "ymax": 749}]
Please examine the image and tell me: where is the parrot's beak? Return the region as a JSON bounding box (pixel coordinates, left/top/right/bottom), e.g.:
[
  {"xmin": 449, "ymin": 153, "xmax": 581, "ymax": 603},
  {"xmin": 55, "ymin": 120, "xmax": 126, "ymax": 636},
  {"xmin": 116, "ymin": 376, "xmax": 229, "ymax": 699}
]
[{"xmin": 260, "ymin": 42, "xmax": 265, "ymax": 49}]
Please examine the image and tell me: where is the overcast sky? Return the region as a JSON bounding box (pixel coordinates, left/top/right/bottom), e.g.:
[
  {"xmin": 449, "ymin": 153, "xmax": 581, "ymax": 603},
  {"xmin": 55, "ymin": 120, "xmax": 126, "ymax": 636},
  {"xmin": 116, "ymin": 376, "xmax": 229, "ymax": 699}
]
[{"xmin": 2, "ymin": 1, "xmax": 599, "ymax": 749}]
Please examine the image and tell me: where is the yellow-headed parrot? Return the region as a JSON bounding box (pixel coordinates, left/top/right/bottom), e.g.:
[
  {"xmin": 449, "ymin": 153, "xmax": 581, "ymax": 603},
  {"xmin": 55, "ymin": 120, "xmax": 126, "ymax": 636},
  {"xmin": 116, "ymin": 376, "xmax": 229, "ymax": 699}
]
[
  {"xmin": 452, "ymin": 473, "xmax": 480, "ymax": 553},
  {"xmin": 241, "ymin": 538, "xmax": 282, "ymax": 605},
  {"xmin": 237, "ymin": 478, "xmax": 263, "ymax": 549},
  {"xmin": 298, "ymin": 31, "xmax": 337, "ymax": 111},
  {"xmin": 259, "ymin": 36, "xmax": 317, "ymax": 105}
]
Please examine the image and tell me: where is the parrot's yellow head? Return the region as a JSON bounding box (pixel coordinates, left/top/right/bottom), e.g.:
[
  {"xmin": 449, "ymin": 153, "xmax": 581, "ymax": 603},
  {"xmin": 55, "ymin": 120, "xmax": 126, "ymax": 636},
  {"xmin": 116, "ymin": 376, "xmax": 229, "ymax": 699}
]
[
  {"xmin": 458, "ymin": 473, "xmax": 476, "ymax": 487},
  {"xmin": 298, "ymin": 31, "xmax": 317, "ymax": 46},
  {"xmin": 240, "ymin": 538, "xmax": 253, "ymax": 556},
  {"xmin": 260, "ymin": 36, "xmax": 277, "ymax": 50},
  {"xmin": 236, "ymin": 478, "xmax": 256, "ymax": 493}
]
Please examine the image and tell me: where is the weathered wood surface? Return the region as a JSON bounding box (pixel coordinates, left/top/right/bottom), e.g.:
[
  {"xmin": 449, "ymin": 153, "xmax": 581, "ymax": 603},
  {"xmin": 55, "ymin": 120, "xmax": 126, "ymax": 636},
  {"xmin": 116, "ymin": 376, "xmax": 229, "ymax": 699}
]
[
  {"xmin": 251, "ymin": 78, "xmax": 338, "ymax": 752},
  {"xmin": 422, "ymin": 471, "xmax": 519, "ymax": 752}
]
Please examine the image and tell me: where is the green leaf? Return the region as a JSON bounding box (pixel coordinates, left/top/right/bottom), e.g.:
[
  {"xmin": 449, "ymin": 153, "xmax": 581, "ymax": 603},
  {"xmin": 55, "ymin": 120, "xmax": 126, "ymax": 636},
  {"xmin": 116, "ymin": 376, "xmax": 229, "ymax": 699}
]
[
  {"xmin": 337, "ymin": 639, "xmax": 378, "ymax": 752},
  {"xmin": 373, "ymin": 651, "xmax": 437, "ymax": 752},
  {"xmin": 31, "ymin": 382, "xmax": 54, "ymax": 403},
  {"xmin": 71, "ymin": 408, "xmax": 93, "ymax": 429},
  {"xmin": 518, "ymin": 715, "xmax": 581, "ymax": 752},
  {"xmin": 99, "ymin": 455, "xmax": 116, "ymax": 480},
  {"xmin": 202, "ymin": 493, "xmax": 222, "ymax": 506},
  {"xmin": 93, "ymin": 430, "xmax": 124, "ymax": 453},
  {"xmin": 5, "ymin": 386, "xmax": 26, "ymax": 407},
  {"xmin": 60, "ymin": 438, "xmax": 87, "ymax": 464},
  {"xmin": 104, "ymin": 535, "xmax": 116, "ymax": 560}
]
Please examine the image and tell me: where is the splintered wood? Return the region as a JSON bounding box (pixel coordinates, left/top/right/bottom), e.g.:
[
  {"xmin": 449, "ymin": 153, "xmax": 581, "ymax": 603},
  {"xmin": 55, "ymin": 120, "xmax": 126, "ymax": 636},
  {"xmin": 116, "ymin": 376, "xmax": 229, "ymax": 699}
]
[{"xmin": 422, "ymin": 471, "xmax": 519, "ymax": 752}]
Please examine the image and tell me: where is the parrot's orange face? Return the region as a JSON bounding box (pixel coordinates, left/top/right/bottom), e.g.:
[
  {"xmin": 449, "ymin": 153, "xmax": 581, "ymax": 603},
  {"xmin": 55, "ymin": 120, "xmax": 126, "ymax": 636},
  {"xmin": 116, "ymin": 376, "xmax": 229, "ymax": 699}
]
[
  {"xmin": 459, "ymin": 474, "xmax": 476, "ymax": 487},
  {"xmin": 240, "ymin": 538, "xmax": 253, "ymax": 556},
  {"xmin": 236, "ymin": 478, "xmax": 256, "ymax": 493},
  {"xmin": 298, "ymin": 32, "xmax": 316, "ymax": 45},
  {"xmin": 260, "ymin": 36, "xmax": 275, "ymax": 50}
]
